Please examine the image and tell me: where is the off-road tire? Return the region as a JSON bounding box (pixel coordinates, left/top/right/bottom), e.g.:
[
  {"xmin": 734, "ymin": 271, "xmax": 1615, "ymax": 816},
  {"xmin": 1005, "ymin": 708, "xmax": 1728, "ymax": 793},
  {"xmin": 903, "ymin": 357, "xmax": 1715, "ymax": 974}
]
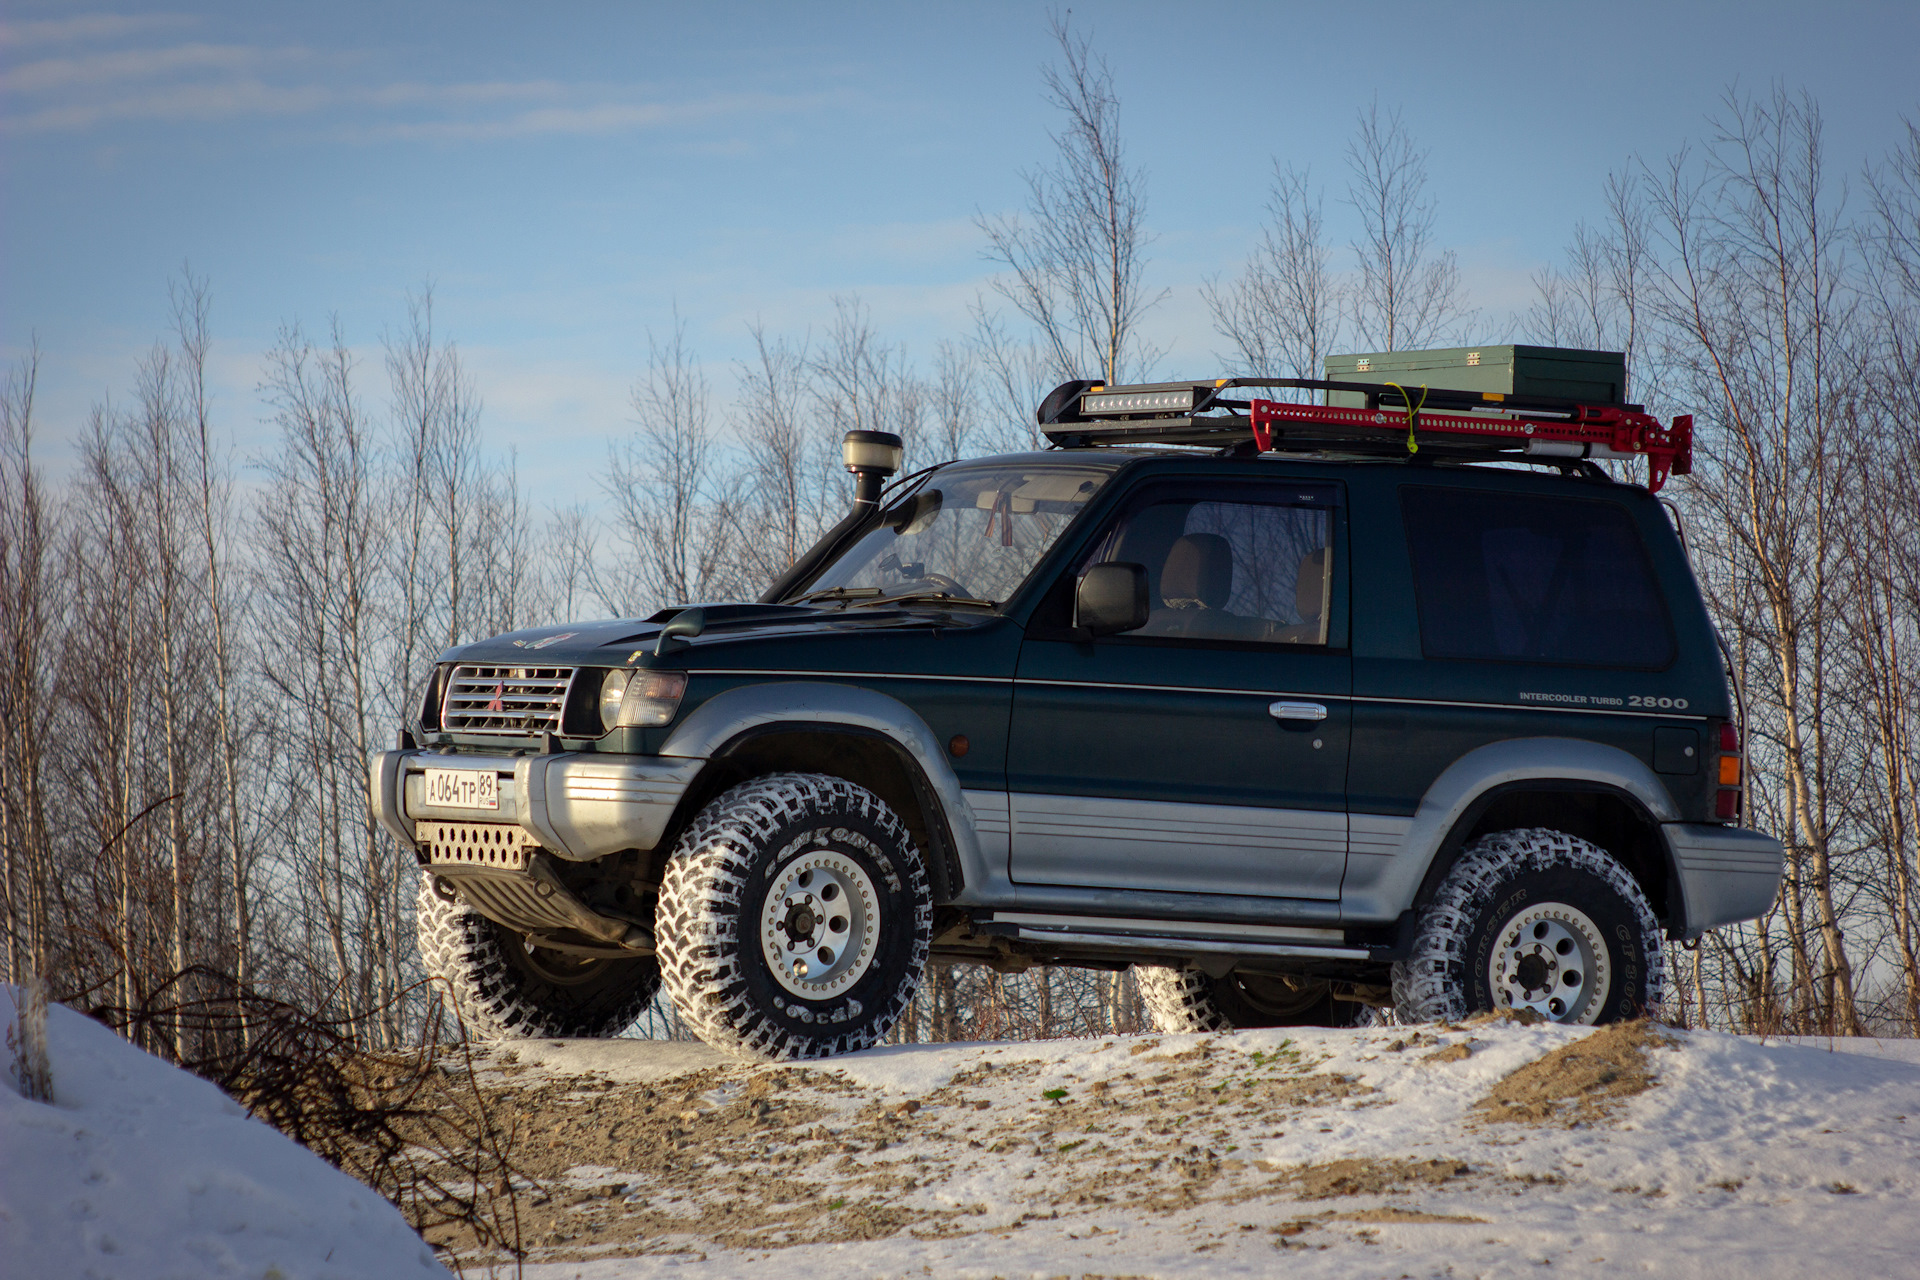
[
  {"xmin": 1390, "ymin": 827, "xmax": 1667, "ymax": 1025},
  {"xmin": 656, "ymin": 773, "xmax": 933, "ymax": 1060},
  {"xmin": 415, "ymin": 875, "xmax": 661, "ymax": 1039},
  {"xmin": 1137, "ymin": 966, "xmax": 1373, "ymax": 1032}
]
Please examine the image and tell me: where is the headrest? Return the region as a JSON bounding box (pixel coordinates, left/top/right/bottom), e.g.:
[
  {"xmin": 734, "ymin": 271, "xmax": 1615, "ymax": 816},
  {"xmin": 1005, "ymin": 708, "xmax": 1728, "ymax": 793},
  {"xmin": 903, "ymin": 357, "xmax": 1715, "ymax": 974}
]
[
  {"xmin": 1162, "ymin": 533, "xmax": 1232, "ymax": 609},
  {"xmin": 1295, "ymin": 547, "xmax": 1327, "ymax": 620}
]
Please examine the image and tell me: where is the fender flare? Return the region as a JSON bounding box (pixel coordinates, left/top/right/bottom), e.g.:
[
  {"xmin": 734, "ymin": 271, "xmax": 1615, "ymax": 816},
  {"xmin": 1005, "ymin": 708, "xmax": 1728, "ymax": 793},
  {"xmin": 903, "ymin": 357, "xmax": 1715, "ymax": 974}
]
[
  {"xmin": 1343, "ymin": 737, "xmax": 1681, "ymax": 924},
  {"xmin": 659, "ymin": 681, "xmax": 987, "ymax": 899}
]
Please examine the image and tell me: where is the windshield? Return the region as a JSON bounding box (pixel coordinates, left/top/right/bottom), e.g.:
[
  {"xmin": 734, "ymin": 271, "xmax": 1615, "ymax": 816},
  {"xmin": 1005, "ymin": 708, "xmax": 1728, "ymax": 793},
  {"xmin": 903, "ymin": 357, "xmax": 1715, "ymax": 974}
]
[{"xmin": 795, "ymin": 462, "xmax": 1113, "ymax": 607}]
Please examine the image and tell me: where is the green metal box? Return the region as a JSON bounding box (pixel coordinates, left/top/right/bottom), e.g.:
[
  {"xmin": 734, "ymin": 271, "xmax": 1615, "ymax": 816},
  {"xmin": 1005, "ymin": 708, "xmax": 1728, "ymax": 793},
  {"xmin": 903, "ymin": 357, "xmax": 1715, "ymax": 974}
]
[{"xmin": 1323, "ymin": 345, "xmax": 1628, "ymax": 408}]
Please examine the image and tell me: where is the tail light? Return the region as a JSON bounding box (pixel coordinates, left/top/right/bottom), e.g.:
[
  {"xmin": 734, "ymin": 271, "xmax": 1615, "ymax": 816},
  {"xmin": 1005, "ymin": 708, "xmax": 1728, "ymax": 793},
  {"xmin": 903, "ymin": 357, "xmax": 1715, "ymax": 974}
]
[{"xmin": 1715, "ymin": 722, "xmax": 1743, "ymax": 820}]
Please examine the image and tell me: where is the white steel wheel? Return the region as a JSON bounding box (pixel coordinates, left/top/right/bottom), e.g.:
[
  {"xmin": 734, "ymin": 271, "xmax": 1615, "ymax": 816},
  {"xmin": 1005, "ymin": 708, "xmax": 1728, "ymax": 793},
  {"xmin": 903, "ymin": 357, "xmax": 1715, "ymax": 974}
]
[
  {"xmin": 1488, "ymin": 901, "xmax": 1609, "ymax": 1023},
  {"xmin": 760, "ymin": 850, "xmax": 880, "ymax": 999},
  {"xmin": 656, "ymin": 773, "xmax": 933, "ymax": 1060},
  {"xmin": 1391, "ymin": 827, "xmax": 1666, "ymax": 1026}
]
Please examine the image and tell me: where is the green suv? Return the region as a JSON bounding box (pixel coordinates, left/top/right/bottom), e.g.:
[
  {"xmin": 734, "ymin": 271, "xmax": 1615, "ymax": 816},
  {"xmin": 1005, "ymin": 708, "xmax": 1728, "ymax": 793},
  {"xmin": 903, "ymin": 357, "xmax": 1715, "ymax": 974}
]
[{"xmin": 372, "ymin": 372, "xmax": 1783, "ymax": 1057}]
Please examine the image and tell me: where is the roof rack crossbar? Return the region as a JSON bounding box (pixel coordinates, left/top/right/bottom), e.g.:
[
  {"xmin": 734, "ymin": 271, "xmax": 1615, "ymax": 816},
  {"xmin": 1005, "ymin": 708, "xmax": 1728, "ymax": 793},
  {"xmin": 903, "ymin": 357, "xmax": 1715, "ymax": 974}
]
[{"xmin": 1040, "ymin": 378, "xmax": 1693, "ymax": 492}]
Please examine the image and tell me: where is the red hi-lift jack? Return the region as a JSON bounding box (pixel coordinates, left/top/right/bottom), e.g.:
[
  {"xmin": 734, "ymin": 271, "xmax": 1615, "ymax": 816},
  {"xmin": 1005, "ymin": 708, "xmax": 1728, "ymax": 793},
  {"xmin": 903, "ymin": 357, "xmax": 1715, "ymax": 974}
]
[{"xmin": 1249, "ymin": 395, "xmax": 1694, "ymax": 492}]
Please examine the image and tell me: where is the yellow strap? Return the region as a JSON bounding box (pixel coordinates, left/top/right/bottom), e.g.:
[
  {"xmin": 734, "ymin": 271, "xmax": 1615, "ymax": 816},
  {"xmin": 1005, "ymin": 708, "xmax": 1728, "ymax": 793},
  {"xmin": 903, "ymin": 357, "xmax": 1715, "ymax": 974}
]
[{"xmin": 1386, "ymin": 381, "xmax": 1429, "ymax": 454}]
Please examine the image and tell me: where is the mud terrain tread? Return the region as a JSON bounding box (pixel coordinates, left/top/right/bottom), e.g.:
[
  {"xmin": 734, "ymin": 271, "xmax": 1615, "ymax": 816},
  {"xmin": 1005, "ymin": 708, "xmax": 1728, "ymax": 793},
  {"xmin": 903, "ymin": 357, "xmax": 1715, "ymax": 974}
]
[
  {"xmin": 1390, "ymin": 827, "xmax": 1668, "ymax": 1025},
  {"xmin": 414, "ymin": 875, "xmax": 659, "ymax": 1039},
  {"xmin": 656, "ymin": 772, "xmax": 932, "ymax": 1060},
  {"xmin": 1137, "ymin": 966, "xmax": 1236, "ymax": 1034}
]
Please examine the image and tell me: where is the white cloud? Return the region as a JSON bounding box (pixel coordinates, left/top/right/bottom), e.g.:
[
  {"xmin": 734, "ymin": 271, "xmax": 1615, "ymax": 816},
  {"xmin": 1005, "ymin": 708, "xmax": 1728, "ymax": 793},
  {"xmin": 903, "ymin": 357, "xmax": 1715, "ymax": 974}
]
[
  {"xmin": 5, "ymin": 78, "xmax": 334, "ymax": 133},
  {"xmin": 0, "ymin": 24, "xmax": 845, "ymax": 142},
  {"xmin": 360, "ymin": 89, "xmax": 849, "ymax": 142},
  {"xmin": 1, "ymin": 42, "xmax": 277, "ymax": 95},
  {"xmin": 370, "ymin": 100, "xmax": 687, "ymax": 142},
  {"xmin": 0, "ymin": 12, "xmax": 194, "ymax": 49}
]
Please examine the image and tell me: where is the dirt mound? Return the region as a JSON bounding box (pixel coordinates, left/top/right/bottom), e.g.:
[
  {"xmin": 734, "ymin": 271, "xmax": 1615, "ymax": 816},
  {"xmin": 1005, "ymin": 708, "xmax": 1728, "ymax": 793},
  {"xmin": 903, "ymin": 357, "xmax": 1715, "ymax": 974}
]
[
  {"xmin": 1288, "ymin": 1157, "xmax": 1471, "ymax": 1199},
  {"xmin": 1335, "ymin": 1205, "xmax": 1488, "ymax": 1224},
  {"xmin": 1473, "ymin": 1019, "xmax": 1674, "ymax": 1128}
]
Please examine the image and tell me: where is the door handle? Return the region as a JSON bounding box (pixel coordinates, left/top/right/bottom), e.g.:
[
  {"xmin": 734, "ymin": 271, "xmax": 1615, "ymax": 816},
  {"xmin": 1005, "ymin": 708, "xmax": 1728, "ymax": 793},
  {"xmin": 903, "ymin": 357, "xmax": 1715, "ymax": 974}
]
[{"xmin": 1268, "ymin": 700, "xmax": 1328, "ymax": 722}]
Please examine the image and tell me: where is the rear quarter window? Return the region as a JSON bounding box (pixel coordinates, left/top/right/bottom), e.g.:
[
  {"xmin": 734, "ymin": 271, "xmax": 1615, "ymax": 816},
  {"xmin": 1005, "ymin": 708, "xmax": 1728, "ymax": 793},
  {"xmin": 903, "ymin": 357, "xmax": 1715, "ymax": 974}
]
[{"xmin": 1401, "ymin": 486, "xmax": 1675, "ymax": 669}]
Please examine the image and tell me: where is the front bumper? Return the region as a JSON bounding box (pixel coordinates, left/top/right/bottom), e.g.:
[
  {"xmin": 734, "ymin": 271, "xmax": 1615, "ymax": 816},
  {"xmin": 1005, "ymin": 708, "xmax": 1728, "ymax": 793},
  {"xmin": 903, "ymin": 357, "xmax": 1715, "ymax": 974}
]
[
  {"xmin": 1663, "ymin": 822, "xmax": 1785, "ymax": 938},
  {"xmin": 368, "ymin": 749, "xmax": 703, "ymax": 862}
]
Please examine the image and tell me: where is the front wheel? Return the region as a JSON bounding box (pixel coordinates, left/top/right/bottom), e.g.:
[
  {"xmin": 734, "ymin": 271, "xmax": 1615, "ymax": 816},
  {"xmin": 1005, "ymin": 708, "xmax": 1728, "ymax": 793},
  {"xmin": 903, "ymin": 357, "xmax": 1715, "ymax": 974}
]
[
  {"xmin": 655, "ymin": 773, "xmax": 933, "ymax": 1060},
  {"xmin": 415, "ymin": 875, "xmax": 661, "ymax": 1039},
  {"xmin": 1391, "ymin": 828, "xmax": 1667, "ymax": 1025}
]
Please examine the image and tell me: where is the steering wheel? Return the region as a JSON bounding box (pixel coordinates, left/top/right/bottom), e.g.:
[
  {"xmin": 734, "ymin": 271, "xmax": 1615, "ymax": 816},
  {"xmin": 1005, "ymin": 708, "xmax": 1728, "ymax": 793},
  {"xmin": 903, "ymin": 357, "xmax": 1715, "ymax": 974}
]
[{"xmin": 913, "ymin": 571, "xmax": 975, "ymax": 597}]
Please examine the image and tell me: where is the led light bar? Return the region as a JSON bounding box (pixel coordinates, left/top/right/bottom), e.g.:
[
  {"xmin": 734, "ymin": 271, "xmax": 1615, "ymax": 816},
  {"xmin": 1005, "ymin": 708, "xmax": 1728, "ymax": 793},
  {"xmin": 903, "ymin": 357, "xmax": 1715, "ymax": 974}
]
[{"xmin": 1081, "ymin": 387, "xmax": 1196, "ymax": 415}]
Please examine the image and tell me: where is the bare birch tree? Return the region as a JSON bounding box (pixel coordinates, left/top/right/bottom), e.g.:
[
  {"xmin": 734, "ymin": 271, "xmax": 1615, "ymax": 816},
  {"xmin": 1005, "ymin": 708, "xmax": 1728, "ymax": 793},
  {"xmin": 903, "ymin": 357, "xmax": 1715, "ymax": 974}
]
[
  {"xmin": 1644, "ymin": 88, "xmax": 1865, "ymax": 1032},
  {"xmin": 1344, "ymin": 99, "xmax": 1471, "ymax": 351},
  {"xmin": 1204, "ymin": 165, "xmax": 1344, "ymax": 378},
  {"xmin": 172, "ymin": 275, "xmax": 254, "ymax": 994},
  {"xmin": 0, "ymin": 348, "xmax": 52, "ymax": 986},
  {"xmin": 736, "ymin": 323, "xmax": 813, "ymax": 582},
  {"xmin": 601, "ymin": 320, "xmax": 744, "ymax": 614},
  {"xmin": 978, "ymin": 13, "xmax": 1163, "ymax": 384},
  {"xmin": 969, "ymin": 303, "xmax": 1056, "ymax": 454}
]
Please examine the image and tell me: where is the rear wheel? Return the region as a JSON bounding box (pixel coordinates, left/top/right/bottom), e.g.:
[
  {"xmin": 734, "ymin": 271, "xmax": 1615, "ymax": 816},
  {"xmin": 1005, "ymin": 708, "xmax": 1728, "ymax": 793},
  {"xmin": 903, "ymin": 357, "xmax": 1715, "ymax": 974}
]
[
  {"xmin": 1138, "ymin": 966, "xmax": 1373, "ymax": 1033},
  {"xmin": 415, "ymin": 875, "xmax": 661, "ymax": 1039},
  {"xmin": 1391, "ymin": 827, "xmax": 1667, "ymax": 1025},
  {"xmin": 655, "ymin": 773, "xmax": 933, "ymax": 1060}
]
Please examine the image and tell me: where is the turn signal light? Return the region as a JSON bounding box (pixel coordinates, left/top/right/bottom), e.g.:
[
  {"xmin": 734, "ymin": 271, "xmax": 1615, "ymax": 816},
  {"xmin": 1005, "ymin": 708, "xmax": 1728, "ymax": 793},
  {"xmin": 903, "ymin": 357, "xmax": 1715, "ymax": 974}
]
[{"xmin": 1714, "ymin": 722, "xmax": 1743, "ymax": 820}]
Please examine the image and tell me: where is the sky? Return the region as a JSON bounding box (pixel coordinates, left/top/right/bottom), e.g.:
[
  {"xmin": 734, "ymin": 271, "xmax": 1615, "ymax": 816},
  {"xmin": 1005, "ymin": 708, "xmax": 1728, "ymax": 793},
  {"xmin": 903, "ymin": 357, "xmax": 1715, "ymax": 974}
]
[{"xmin": 4, "ymin": 0, "xmax": 1917, "ymax": 505}]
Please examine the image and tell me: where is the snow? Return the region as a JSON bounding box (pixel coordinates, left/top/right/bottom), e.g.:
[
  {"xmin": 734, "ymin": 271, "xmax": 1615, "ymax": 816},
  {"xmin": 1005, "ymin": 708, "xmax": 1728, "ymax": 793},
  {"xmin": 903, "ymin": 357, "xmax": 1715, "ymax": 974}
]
[
  {"xmin": 1, "ymin": 987, "xmax": 449, "ymax": 1280},
  {"xmin": 11, "ymin": 987, "xmax": 1920, "ymax": 1280},
  {"xmin": 498, "ymin": 1021, "xmax": 1920, "ymax": 1280},
  {"xmin": 489, "ymin": 1037, "xmax": 733, "ymax": 1085}
]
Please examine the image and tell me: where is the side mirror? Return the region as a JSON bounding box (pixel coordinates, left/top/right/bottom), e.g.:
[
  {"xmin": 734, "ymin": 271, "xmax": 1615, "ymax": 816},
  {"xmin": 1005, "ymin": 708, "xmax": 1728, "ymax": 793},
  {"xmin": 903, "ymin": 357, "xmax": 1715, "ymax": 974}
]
[{"xmin": 1074, "ymin": 562, "xmax": 1149, "ymax": 637}]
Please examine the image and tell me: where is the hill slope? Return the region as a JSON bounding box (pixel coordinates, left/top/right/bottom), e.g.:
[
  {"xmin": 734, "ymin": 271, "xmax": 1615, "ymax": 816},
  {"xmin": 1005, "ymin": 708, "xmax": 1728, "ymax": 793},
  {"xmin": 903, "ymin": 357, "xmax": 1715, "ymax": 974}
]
[{"xmin": 449, "ymin": 1017, "xmax": 1920, "ymax": 1279}]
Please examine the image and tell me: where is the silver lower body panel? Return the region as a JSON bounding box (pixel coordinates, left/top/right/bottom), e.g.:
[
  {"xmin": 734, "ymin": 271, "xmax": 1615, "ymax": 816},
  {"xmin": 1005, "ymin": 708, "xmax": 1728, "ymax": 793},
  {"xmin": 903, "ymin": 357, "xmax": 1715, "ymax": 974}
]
[{"xmin": 1006, "ymin": 791, "xmax": 1346, "ymax": 899}]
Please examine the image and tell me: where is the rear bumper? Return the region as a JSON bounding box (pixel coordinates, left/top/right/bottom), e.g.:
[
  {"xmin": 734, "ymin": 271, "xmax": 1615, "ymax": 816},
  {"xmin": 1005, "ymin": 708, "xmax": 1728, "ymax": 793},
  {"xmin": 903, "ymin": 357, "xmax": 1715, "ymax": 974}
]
[
  {"xmin": 368, "ymin": 749, "xmax": 702, "ymax": 861},
  {"xmin": 1663, "ymin": 822, "xmax": 1785, "ymax": 938}
]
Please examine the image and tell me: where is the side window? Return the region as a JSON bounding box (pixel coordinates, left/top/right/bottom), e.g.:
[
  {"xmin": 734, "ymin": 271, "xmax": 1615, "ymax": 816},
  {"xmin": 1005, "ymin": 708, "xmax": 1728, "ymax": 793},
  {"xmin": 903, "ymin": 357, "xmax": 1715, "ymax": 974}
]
[
  {"xmin": 1401, "ymin": 487, "xmax": 1674, "ymax": 668},
  {"xmin": 1097, "ymin": 495, "xmax": 1333, "ymax": 645}
]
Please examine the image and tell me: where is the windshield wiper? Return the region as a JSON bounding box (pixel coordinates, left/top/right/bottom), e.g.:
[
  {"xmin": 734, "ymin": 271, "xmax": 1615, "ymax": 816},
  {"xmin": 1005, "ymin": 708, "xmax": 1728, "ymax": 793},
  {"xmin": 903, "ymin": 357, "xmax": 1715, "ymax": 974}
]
[
  {"xmin": 788, "ymin": 585, "xmax": 883, "ymax": 607},
  {"xmin": 854, "ymin": 588, "xmax": 998, "ymax": 610}
]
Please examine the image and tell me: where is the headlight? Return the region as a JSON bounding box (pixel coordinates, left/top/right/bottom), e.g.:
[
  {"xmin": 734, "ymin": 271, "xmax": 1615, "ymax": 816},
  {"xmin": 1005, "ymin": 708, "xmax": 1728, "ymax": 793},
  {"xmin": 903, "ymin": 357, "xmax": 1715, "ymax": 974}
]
[
  {"xmin": 598, "ymin": 669, "xmax": 631, "ymax": 730},
  {"xmin": 598, "ymin": 669, "xmax": 688, "ymax": 731}
]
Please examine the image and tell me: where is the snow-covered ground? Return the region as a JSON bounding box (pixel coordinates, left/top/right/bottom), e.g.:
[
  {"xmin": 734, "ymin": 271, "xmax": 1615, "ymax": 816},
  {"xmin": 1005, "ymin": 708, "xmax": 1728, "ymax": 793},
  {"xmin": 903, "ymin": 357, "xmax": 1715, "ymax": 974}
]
[
  {"xmin": 1, "ymin": 987, "xmax": 449, "ymax": 1280},
  {"xmin": 472, "ymin": 1019, "xmax": 1920, "ymax": 1280},
  {"xmin": 10, "ymin": 988, "xmax": 1920, "ymax": 1280}
]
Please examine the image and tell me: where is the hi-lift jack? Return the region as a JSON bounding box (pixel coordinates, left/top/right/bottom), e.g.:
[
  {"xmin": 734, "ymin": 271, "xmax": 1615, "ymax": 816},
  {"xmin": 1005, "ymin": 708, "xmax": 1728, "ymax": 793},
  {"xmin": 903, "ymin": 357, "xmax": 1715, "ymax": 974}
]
[{"xmin": 1037, "ymin": 377, "xmax": 1694, "ymax": 492}]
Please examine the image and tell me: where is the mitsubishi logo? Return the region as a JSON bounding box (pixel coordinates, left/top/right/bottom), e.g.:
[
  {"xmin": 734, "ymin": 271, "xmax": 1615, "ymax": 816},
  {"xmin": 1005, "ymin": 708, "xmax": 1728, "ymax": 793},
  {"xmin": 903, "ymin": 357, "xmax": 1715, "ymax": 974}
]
[{"xmin": 485, "ymin": 683, "xmax": 505, "ymax": 713}]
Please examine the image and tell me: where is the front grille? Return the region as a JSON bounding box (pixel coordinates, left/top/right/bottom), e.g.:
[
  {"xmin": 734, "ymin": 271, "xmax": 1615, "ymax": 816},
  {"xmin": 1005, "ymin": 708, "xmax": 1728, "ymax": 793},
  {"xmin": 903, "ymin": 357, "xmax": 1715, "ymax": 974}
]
[{"xmin": 442, "ymin": 664, "xmax": 574, "ymax": 736}]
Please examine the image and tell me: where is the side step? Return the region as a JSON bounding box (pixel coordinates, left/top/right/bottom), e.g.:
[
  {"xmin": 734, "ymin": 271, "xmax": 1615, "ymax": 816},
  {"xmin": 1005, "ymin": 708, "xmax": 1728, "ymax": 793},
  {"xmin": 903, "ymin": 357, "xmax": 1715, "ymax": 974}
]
[{"xmin": 973, "ymin": 911, "xmax": 1371, "ymax": 961}]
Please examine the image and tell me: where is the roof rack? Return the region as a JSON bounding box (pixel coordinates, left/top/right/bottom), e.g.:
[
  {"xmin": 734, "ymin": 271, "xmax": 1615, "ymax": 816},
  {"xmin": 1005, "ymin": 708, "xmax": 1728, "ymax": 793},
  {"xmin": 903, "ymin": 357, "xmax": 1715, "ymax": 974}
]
[{"xmin": 1036, "ymin": 377, "xmax": 1694, "ymax": 492}]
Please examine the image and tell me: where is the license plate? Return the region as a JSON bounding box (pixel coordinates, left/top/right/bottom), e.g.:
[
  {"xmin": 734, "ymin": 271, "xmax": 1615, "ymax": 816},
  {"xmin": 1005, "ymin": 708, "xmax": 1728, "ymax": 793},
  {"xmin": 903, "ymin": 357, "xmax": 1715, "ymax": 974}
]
[{"xmin": 422, "ymin": 768, "xmax": 498, "ymax": 811}]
